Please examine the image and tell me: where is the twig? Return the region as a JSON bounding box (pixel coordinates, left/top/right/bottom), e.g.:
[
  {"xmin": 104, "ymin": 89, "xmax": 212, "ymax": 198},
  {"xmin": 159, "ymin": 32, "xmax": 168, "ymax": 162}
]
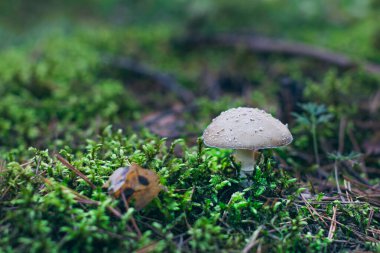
[
  {"xmin": 55, "ymin": 154, "xmax": 97, "ymax": 190},
  {"xmin": 138, "ymin": 220, "xmax": 166, "ymax": 239},
  {"xmin": 343, "ymin": 176, "xmax": 378, "ymax": 191},
  {"xmin": 176, "ymin": 234, "xmax": 185, "ymax": 252},
  {"xmin": 295, "ymin": 200, "xmax": 367, "ymax": 205},
  {"xmin": 0, "ymin": 159, "xmax": 5, "ymax": 169},
  {"xmin": 136, "ymin": 242, "xmax": 159, "ymax": 253},
  {"xmin": 221, "ymin": 194, "xmax": 234, "ymax": 221},
  {"xmin": 322, "ymin": 213, "xmax": 378, "ymax": 243},
  {"xmin": 103, "ymin": 56, "xmax": 194, "ymax": 104},
  {"xmin": 257, "ymin": 242, "xmax": 262, "ymax": 253},
  {"xmin": 242, "ymin": 226, "xmax": 262, "ymax": 253},
  {"xmin": 298, "ymin": 199, "xmax": 379, "ymax": 243},
  {"xmin": 182, "ymin": 34, "xmax": 380, "ymax": 74},
  {"xmin": 366, "ymin": 208, "xmax": 374, "ymax": 232},
  {"xmin": 343, "ymin": 180, "xmax": 353, "ymax": 202},
  {"xmin": 334, "ymin": 161, "xmax": 346, "ymax": 202},
  {"xmin": 328, "ymin": 206, "xmax": 337, "ymax": 239},
  {"xmin": 42, "ymin": 178, "xmax": 129, "ymax": 226},
  {"xmin": 122, "ymin": 191, "xmax": 142, "ymax": 239},
  {"xmin": 1, "ymin": 174, "xmax": 21, "ymax": 200},
  {"xmin": 342, "ymin": 161, "xmax": 369, "ymax": 186},
  {"xmin": 75, "ymin": 198, "xmax": 126, "ymax": 221},
  {"xmin": 301, "ymin": 194, "xmax": 329, "ymax": 227},
  {"xmin": 20, "ymin": 160, "xmax": 33, "ymax": 167}
]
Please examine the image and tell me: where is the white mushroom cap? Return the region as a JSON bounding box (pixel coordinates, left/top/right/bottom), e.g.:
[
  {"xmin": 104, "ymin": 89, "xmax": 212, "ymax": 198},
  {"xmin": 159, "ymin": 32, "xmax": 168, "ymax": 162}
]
[{"xmin": 203, "ymin": 107, "xmax": 293, "ymax": 150}]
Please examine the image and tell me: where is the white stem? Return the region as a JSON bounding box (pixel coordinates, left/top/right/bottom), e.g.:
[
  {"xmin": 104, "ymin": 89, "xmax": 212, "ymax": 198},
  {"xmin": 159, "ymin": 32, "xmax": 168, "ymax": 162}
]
[
  {"xmin": 334, "ymin": 160, "xmax": 346, "ymax": 202},
  {"xmin": 234, "ymin": 149, "xmax": 256, "ymax": 177}
]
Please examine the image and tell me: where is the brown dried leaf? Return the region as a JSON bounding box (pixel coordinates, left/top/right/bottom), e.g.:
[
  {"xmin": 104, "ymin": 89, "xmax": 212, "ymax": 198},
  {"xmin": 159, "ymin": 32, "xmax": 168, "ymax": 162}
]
[{"xmin": 105, "ymin": 163, "xmax": 163, "ymax": 210}]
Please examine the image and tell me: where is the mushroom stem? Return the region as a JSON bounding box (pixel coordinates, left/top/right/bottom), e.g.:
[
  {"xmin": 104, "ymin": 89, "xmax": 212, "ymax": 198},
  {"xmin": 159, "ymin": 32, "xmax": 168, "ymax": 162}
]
[{"xmin": 234, "ymin": 149, "xmax": 258, "ymax": 177}]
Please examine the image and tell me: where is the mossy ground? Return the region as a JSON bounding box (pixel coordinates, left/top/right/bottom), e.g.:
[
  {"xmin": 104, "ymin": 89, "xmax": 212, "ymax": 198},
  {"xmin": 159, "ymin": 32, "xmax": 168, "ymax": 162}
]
[{"xmin": 1, "ymin": 1, "xmax": 380, "ymax": 252}]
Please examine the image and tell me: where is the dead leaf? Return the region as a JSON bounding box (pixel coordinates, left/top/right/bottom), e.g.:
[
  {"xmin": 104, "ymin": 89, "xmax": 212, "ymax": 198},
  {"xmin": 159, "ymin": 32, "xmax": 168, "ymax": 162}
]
[{"xmin": 104, "ymin": 163, "xmax": 163, "ymax": 210}]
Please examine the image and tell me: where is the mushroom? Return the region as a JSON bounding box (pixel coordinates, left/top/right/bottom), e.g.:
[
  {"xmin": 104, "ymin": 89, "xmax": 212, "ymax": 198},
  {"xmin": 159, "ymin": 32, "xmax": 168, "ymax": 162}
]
[{"xmin": 202, "ymin": 107, "xmax": 293, "ymax": 178}]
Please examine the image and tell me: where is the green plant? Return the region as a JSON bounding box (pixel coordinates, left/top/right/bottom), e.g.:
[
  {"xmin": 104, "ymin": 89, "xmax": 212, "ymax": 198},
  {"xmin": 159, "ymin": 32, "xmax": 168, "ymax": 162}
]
[
  {"xmin": 327, "ymin": 152, "xmax": 361, "ymax": 201},
  {"xmin": 293, "ymin": 103, "xmax": 333, "ymax": 168}
]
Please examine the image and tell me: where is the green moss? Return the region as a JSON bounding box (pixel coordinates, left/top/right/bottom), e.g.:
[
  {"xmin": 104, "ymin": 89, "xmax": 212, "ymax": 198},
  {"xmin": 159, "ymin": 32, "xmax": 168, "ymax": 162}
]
[{"xmin": 1, "ymin": 129, "xmax": 378, "ymax": 252}]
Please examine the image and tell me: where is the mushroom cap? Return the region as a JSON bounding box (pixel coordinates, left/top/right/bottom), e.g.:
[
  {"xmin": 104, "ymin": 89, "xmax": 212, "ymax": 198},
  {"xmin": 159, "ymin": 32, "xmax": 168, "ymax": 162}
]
[{"xmin": 202, "ymin": 107, "xmax": 293, "ymax": 150}]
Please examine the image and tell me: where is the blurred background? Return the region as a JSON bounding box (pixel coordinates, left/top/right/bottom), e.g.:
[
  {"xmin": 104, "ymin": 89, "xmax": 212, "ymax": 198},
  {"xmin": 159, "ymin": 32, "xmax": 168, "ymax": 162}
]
[
  {"xmin": 1, "ymin": 0, "xmax": 379, "ymax": 56},
  {"xmin": 0, "ymin": 0, "xmax": 379, "ymax": 162}
]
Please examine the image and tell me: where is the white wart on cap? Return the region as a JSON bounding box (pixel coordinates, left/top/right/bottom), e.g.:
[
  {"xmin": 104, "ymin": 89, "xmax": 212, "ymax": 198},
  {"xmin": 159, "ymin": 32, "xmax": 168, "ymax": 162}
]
[{"xmin": 203, "ymin": 107, "xmax": 292, "ymax": 150}]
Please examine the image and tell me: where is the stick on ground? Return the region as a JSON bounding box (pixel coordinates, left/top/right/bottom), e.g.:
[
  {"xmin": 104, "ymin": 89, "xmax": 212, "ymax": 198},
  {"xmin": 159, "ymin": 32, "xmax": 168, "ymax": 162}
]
[
  {"xmin": 328, "ymin": 206, "xmax": 337, "ymax": 239},
  {"xmin": 242, "ymin": 226, "xmax": 263, "ymax": 253},
  {"xmin": 122, "ymin": 191, "xmax": 142, "ymax": 239},
  {"xmin": 182, "ymin": 34, "xmax": 380, "ymax": 74},
  {"xmin": 56, "ymin": 154, "xmax": 97, "ymax": 190},
  {"xmin": 104, "ymin": 56, "xmax": 195, "ymax": 104}
]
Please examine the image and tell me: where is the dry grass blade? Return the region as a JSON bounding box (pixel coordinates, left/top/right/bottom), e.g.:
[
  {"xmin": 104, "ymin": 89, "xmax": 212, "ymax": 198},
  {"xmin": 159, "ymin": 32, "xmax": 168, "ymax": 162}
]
[
  {"xmin": 55, "ymin": 154, "xmax": 97, "ymax": 190},
  {"xmin": 42, "ymin": 177, "xmax": 126, "ymax": 221},
  {"xmin": 301, "ymin": 194, "xmax": 379, "ymax": 243},
  {"xmin": 334, "ymin": 161, "xmax": 346, "ymax": 202},
  {"xmin": 221, "ymin": 194, "xmax": 233, "ymax": 222},
  {"xmin": 242, "ymin": 226, "xmax": 262, "ymax": 253},
  {"xmin": 344, "ymin": 176, "xmax": 380, "ymax": 207},
  {"xmin": 121, "ymin": 191, "xmax": 142, "ymax": 239},
  {"xmin": 301, "ymin": 194, "xmax": 329, "ymax": 227},
  {"xmin": 328, "ymin": 206, "xmax": 337, "ymax": 239},
  {"xmin": 136, "ymin": 242, "xmax": 159, "ymax": 253},
  {"xmin": 367, "ymin": 228, "xmax": 380, "ymax": 237},
  {"xmin": 321, "ymin": 212, "xmax": 379, "ymax": 243},
  {"xmin": 366, "ymin": 208, "xmax": 374, "ymax": 232},
  {"xmin": 343, "ymin": 180, "xmax": 353, "ymax": 202},
  {"xmin": 1, "ymin": 173, "xmax": 21, "ymax": 201}
]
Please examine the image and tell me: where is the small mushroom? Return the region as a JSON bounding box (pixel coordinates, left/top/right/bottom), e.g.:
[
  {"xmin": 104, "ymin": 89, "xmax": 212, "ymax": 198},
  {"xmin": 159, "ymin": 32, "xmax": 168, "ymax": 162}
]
[{"xmin": 202, "ymin": 107, "xmax": 293, "ymax": 178}]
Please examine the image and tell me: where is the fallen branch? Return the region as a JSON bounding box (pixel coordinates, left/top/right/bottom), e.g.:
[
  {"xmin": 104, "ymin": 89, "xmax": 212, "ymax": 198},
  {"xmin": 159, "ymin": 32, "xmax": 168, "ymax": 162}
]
[
  {"xmin": 181, "ymin": 34, "xmax": 380, "ymax": 74},
  {"xmin": 103, "ymin": 56, "xmax": 195, "ymax": 104}
]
